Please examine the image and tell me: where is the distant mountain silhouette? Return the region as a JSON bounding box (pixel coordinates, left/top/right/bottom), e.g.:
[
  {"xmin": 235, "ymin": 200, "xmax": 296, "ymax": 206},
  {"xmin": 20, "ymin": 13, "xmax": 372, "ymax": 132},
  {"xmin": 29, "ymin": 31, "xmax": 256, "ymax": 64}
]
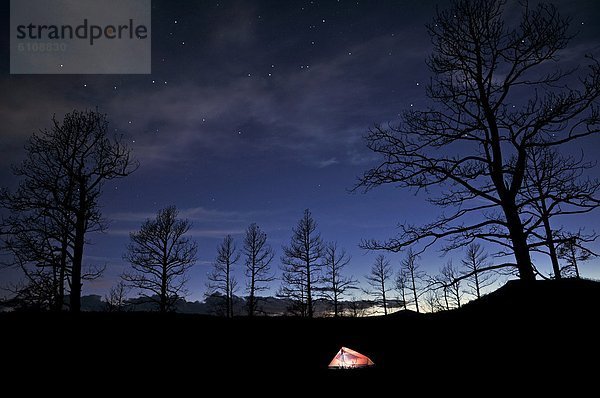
[{"xmin": 40, "ymin": 292, "xmax": 389, "ymax": 315}]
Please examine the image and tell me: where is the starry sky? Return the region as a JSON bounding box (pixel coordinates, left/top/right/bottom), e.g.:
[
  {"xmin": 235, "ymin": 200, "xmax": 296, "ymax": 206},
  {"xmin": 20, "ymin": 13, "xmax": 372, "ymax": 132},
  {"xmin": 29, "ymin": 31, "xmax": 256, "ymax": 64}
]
[{"xmin": 1, "ymin": 0, "xmax": 600, "ymax": 301}]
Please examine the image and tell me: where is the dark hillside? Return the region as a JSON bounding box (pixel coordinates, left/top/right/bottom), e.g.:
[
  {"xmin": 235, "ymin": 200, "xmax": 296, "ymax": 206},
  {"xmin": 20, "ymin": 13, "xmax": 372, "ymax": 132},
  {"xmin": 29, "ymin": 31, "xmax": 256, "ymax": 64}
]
[{"xmin": 3, "ymin": 279, "xmax": 598, "ymax": 386}]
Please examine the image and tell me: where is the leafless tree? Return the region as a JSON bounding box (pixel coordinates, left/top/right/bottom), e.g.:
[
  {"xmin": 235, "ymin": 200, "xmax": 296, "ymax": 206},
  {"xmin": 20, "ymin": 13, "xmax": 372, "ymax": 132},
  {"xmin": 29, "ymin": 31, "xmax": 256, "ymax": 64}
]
[
  {"xmin": 440, "ymin": 260, "xmax": 463, "ymax": 309},
  {"xmin": 104, "ymin": 282, "xmax": 129, "ymax": 312},
  {"xmin": 243, "ymin": 223, "xmax": 275, "ymax": 316},
  {"xmin": 1, "ymin": 109, "xmax": 136, "ymax": 311},
  {"xmin": 207, "ymin": 235, "xmax": 240, "ymax": 318},
  {"xmin": 395, "ymin": 269, "xmax": 410, "ymax": 310},
  {"xmin": 122, "ymin": 206, "xmax": 197, "ymax": 313},
  {"xmin": 395, "ymin": 268, "xmax": 414, "ymax": 310},
  {"xmin": 557, "ymin": 235, "xmax": 596, "ymax": 279},
  {"xmin": 279, "ymin": 209, "xmax": 324, "ymax": 318},
  {"xmin": 0, "ymin": 211, "xmax": 71, "ymax": 311},
  {"xmin": 356, "ymin": 0, "xmax": 600, "ymax": 281},
  {"xmin": 401, "ymin": 248, "xmax": 424, "ymax": 313},
  {"xmin": 522, "ymin": 147, "xmax": 600, "ymax": 278},
  {"xmin": 347, "ymin": 296, "xmax": 368, "ymax": 318},
  {"xmin": 461, "ymin": 243, "xmax": 496, "ymax": 299},
  {"xmin": 3, "ymin": 271, "xmax": 57, "ymax": 310},
  {"xmin": 423, "ymin": 290, "xmax": 444, "ymax": 313},
  {"xmin": 320, "ymin": 242, "xmax": 357, "ymax": 317},
  {"xmin": 365, "ymin": 255, "xmax": 393, "ymax": 315}
]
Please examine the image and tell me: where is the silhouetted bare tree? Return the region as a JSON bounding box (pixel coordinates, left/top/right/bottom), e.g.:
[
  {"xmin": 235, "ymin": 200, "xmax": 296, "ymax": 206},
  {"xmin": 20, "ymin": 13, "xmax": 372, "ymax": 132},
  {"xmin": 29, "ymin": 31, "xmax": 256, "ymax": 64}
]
[
  {"xmin": 279, "ymin": 209, "xmax": 324, "ymax": 318},
  {"xmin": 4, "ymin": 272, "xmax": 57, "ymax": 310},
  {"xmin": 401, "ymin": 249, "xmax": 424, "ymax": 313},
  {"xmin": 423, "ymin": 290, "xmax": 444, "ymax": 313},
  {"xmin": 1, "ymin": 109, "xmax": 136, "ymax": 312},
  {"xmin": 365, "ymin": 255, "xmax": 393, "ymax": 315},
  {"xmin": 357, "ymin": 0, "xmax": 600, "ymax": 281},
  {"xmin": 395, "ymin": 269, "xmax": 410, "ymax": 310},
  {"xmin": 207, "ymin": 235, "xmax": 240, "ymax": 318},
  {"xmin": 461, "ymin": 243, "xmax": 495, "ymax": 299},
  {"xmin": 440, "ymin": 260, "xmax": 462, "ymax": 309},
  {"xmin": 348, "ymin": 296, "xmax": 368, "ymax": 317},
  {"xmin": 123, "ymin": 206, "xmax": 197, "ymax": 313},
  {"xmin": 0, "ymin": 215, "xmax": 70, "ymax": 311},
  {"xmin": 557, "ymin": 235, "xmax": 596, "ymax": 279},
  {"xmin": 523, "ymin": 147, "xmax": 600, "ymax": 278},
  {"xmin": 104, "ymin": 282, "xmax": 129, "ymax": 312},
  {"xmin": 243, "ymin": 223, "xmax": 275, "ymax": 317},
  {"xmin": 321, "ymin": 242, "xmax": 357, "ymax": 317}
]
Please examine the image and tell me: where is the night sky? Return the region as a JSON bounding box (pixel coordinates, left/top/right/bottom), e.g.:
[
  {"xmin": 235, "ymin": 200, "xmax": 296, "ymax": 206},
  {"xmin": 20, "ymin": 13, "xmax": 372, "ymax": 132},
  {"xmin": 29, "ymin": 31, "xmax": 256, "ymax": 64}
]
[{"xmin": 2, "ymin": 0, "xmax": 600, "ymax": 301}]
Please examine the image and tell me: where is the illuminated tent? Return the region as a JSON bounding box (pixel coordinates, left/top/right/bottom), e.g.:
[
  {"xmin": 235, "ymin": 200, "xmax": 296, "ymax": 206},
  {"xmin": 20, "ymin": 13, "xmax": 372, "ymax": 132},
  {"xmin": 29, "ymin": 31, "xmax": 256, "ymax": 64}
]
[{"xmin": 328, "ymin": 347, "xmax": 375, "ymax": 369}]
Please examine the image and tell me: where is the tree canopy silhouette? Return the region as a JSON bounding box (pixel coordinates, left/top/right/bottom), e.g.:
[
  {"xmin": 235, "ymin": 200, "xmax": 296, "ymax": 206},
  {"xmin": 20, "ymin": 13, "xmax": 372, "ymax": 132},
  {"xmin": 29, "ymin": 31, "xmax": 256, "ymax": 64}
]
[
  {"xmin": 243, "ymin": 223, "xmax": 275, "ymax": 317},
  {"xmin": 522, "ymin": 147, "xmax": 599, "ymax": 278},
  {"xmin": 357, "ymin": 0, "xmax": 600, "ymax": 281},
  {"xmin": 279, "ymin": 209, "xmax": 324, "ymax": 318},
  {"xmin": 123, "ymin": 206, "xmax": 197, "ymax": 313},
  {"xmin": 1, "ymin": 109, "xmax": 136, "ymax": 311},
  {"xmin": 320, "ymin": 242, "xmax": 357, "ymax": 317},
  {"xmin": 207, "ymin": 235, "xmax": 240, "ymax": 318},
  {"xmin": 365, "ymin": 254, "xmax": 393, "ymax": 315}
]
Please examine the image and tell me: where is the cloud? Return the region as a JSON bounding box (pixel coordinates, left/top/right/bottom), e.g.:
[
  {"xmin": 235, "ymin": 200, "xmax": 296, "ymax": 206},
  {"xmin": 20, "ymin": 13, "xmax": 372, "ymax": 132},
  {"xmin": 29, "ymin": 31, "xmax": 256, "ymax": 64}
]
[
  {"xmin": 101, "ymin": 31, "xmax": 424, "ymax": 169},
  {"xmin": 0, "ymin": 23, "xmax": 432, "ymax": 173},
  {"xmin": 105, "ymin": 205, "xmax": 285, "ymax": 239},
  {"xmin": 316, "ymin": 157, "xmax": 339, "ymax": 168},
  {"xmin": 109, "ymin": 206, "xmax": 253, "ymax": 223}
]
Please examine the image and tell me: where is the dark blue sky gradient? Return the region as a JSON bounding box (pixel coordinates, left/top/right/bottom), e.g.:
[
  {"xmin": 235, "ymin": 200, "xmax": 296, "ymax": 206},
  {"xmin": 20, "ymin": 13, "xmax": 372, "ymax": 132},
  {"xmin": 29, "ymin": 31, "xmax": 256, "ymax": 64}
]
[{"xmin": 1, "ymin": 0, "xmax": 600, "ymax": 301}]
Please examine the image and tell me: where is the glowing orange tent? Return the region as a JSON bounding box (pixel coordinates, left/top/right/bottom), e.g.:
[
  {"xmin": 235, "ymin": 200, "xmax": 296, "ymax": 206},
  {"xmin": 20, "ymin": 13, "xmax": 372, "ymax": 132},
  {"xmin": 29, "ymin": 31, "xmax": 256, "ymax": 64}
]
[{"xmin": 328, "ymin": 347, "xmax": 375, "ymax": 369}]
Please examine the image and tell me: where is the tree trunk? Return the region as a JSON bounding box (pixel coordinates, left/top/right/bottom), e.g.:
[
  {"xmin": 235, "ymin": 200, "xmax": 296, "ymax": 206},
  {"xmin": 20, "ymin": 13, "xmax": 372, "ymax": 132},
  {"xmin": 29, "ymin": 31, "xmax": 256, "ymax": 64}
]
[
  {"xmin": 160, "ymin": 266, "xmax": 166, "ymax": 312},
  {"xmin": 306, "ymin": 259, "xmax": 313, "ymax": 318},
  {"xmin": 333, "ymin": 289, "xmax": 339, "ymax": 317},
  {"xmin": 56, "ymin": 234, "xmax": 68, "ymax": 311},
  {"xmin": 503, "ymin": 202, "xmax": 535, "ymax": 281},
  {"xmin": 535, "ymin": 193, "xmax": 562, "ymax": 279},
  {"xmin": 443, "ymin": 289, "xmax": 449, "ymax": 311},
  {"xmin": 70, "ymin": 187, "xmax": 86, "ymax": 313},
  {"xmin": 474, "ymin": 271, "xmax": 481, "ymax": 299},
  {"xmin": 410, "ymin": 271, "xmax": 420, "ymax": 313},
  {"xmin": 571, "ymin": 246, "xmax": 581, "ymax": 279},
  {"xmin": 225, "ymin": 260, "xmax": 230, "ymax": 318},
  {"xmin": 381, "ymin": 278, "xmax": 387, "ymax": 315},
  {"xmin": 248, "ymin": 272, "xmax": 255, "ymax": 317}
]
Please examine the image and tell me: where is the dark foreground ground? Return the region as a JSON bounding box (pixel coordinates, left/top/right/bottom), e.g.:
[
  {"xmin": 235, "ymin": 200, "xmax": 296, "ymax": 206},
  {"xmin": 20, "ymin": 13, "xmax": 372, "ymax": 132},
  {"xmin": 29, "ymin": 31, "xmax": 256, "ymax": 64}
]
[{"xmin": 3, "ymin": 279, "xmax": 600, "ymax": 389}]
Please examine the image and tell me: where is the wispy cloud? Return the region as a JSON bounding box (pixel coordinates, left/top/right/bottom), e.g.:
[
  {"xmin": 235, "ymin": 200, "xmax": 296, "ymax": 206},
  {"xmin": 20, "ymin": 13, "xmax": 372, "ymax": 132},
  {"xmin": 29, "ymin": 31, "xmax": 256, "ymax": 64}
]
[
  {"xmin": 108, "ymin": 206, "xmax": 245, "ymax": 223},
  {"xmin": 316, "ymin": 157, "xmax": 339, "ymax": 168}
]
